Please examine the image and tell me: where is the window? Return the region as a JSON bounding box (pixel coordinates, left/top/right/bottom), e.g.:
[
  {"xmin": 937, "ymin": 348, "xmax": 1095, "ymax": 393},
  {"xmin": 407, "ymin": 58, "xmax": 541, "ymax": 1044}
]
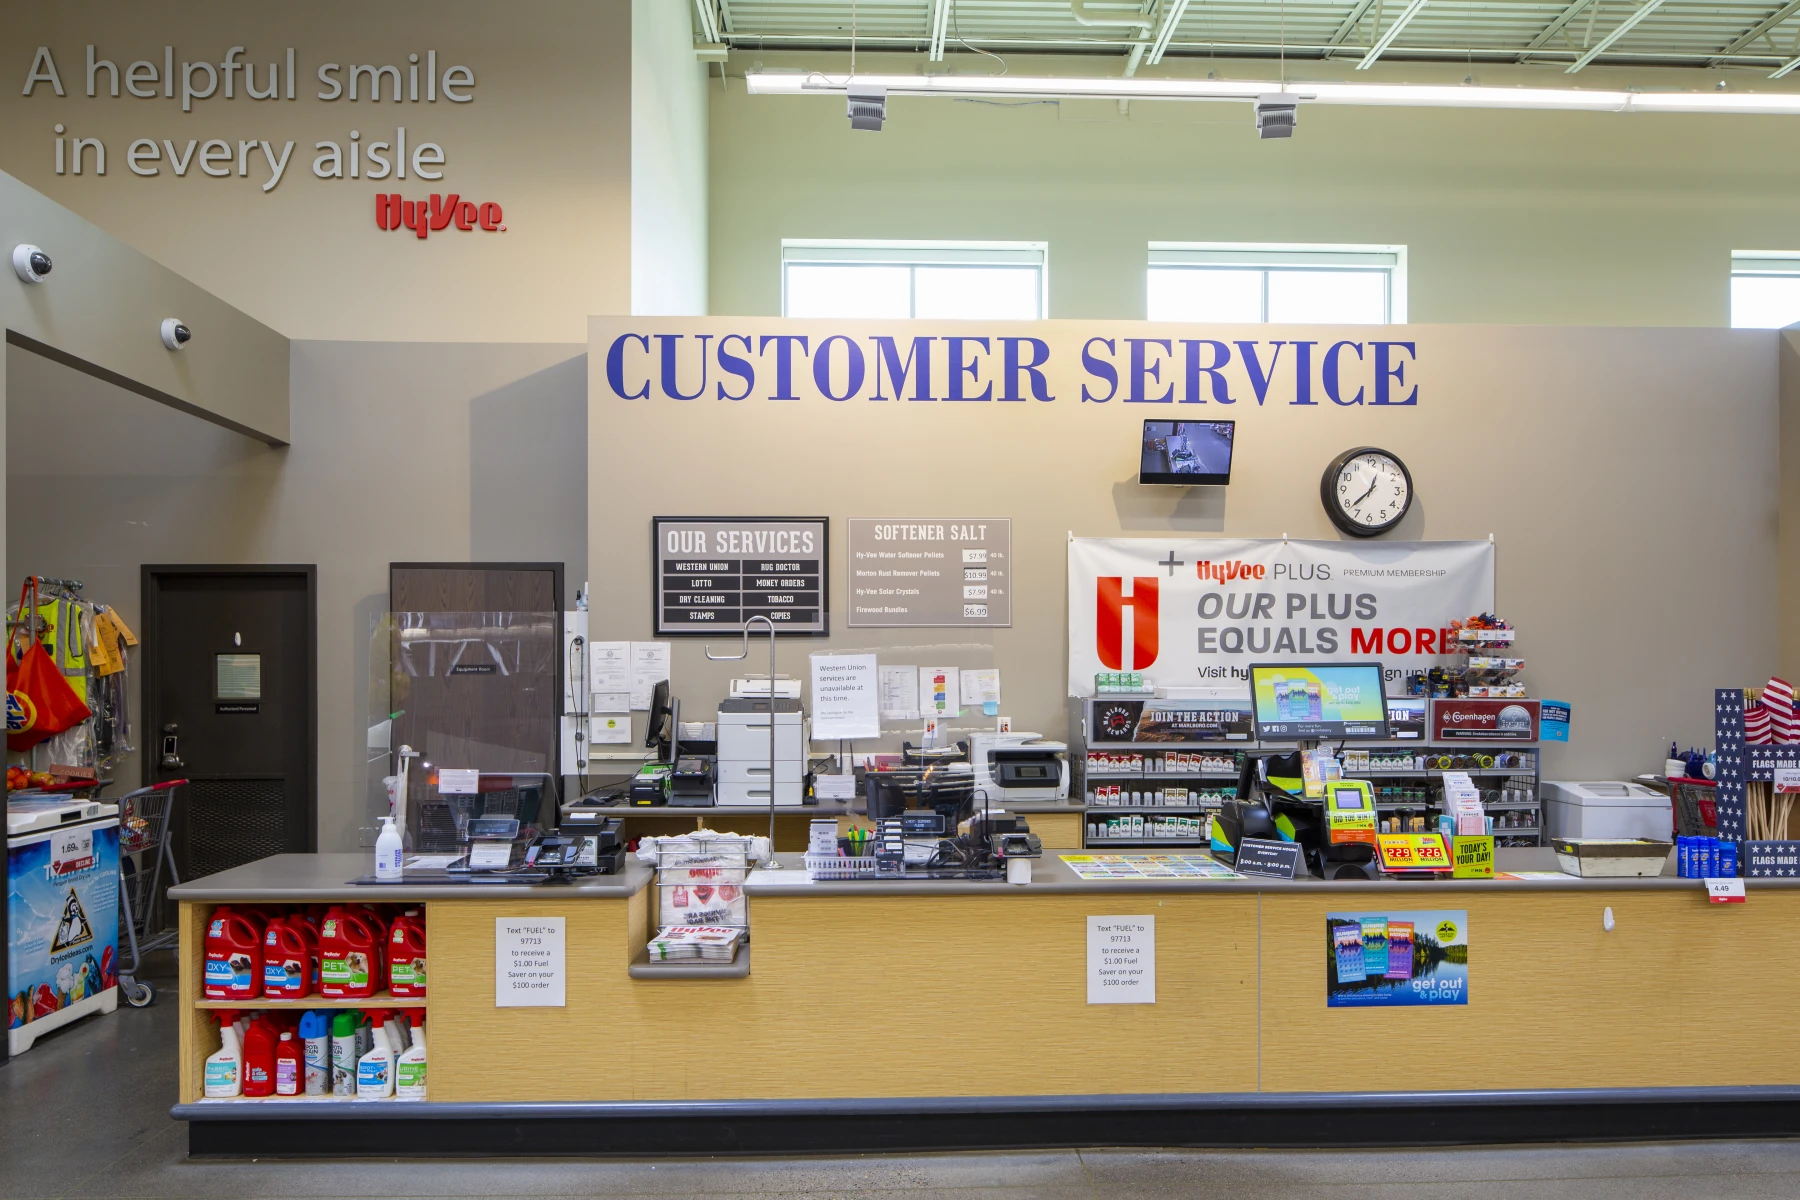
[
  {"xmin": 1731, "ymin": 253, "xmax": 1800, "ymax": 329},
  {"xmin": 1147, "ymin": 243, "xmax": 1406, "ymax": 324},
  {"xmin": 781, "ymin": 241, "xmax": 1047, "ymax": 320}
]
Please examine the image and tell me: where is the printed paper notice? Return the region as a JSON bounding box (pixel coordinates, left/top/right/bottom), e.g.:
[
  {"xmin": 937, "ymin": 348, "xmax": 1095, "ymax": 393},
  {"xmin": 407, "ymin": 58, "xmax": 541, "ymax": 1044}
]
[
  {"xmin": 960, "ymin": 668, "xmax": 1001, "ymax": 707},
  {"xmin": 919, "ymin": 667, "xmax": 961, "ymax": 718},
  {"xmin": 438, "ymin": 768, "xmax": 479, "ymax": 795},
  {"xmin": 495, "ymin": 917, "xmax": 566, "ymax": 1007},
  {"xmin": 589, "ymin": 714, "xmax": 631, "ymax": 744},
  {"xmin": 810, "ymin": 652, "xmax": 880, "ymax": 740},
  {"xmin": 879, "ymin": 665, "xmax": 920, "ymax": 720},
  {"xmin": 1088, "ymin": 915, "xmax": 1155, "ymax": 1004},
  {"xmin": 590, "ymin": 641, "xmax": 630, "ymax": 693},
  {"xmin": 629, "ymin": 641, "xmax": 671, "ymax": 710}
]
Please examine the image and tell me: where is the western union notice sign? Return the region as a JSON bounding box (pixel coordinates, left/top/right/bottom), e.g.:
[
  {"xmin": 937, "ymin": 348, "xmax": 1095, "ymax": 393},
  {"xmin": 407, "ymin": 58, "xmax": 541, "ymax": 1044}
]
[{"xmin": 1452, "ymin": 835, "xmax": 1494, "ymax": 878}]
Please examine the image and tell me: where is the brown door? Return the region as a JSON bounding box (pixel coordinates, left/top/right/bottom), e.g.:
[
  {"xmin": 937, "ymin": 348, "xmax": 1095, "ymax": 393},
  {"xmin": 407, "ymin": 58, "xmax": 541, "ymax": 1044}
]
[{"xmin": 142, "ymin": 566, "xmax": 317, "ymax": 881}]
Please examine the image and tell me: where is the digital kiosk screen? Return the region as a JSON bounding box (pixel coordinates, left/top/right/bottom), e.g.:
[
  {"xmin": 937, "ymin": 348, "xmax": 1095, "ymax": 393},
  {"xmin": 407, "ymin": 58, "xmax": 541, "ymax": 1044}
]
[{"xmin": 1249, "ymin": 663, "xmax": 1389, "ymax": 741}]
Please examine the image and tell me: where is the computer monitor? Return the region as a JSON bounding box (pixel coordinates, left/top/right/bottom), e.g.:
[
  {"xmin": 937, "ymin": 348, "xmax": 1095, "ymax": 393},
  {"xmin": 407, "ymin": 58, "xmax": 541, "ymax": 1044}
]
[
  {"xmin": 1139, "ymin": 420, "xmax": 1235, "ymax": 486},
  {"xmin": 644, "ymin": 679, "xmax": 675, "ymax": 762},
  {"xmin": 1248, "ymin": 663, "xmax": 1389, "ymax": 741}
]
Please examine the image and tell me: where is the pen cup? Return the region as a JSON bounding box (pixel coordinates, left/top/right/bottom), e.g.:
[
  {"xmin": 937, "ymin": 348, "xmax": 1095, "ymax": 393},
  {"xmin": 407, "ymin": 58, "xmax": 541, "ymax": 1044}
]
[{"xmin": 1007, "ymin": 858, "xmax": 1031, "ymax": 886}]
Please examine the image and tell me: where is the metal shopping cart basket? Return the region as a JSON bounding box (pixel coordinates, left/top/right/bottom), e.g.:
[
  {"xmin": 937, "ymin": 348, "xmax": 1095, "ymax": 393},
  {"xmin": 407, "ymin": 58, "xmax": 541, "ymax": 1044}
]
[{"xmin": 115, "ymin": 778, "xmax": 186, "ymax": 1008}]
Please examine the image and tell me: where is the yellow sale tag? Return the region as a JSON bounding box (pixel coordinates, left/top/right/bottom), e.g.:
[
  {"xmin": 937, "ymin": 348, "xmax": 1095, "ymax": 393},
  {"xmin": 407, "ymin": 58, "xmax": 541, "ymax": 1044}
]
[
  {"xmin": 1452, "ymin": 835, "xmax": 1495, "ymax": 878},
  {"xmin": 1375, "ymin": 832, "xmax": 1452, "ymax": 873}
]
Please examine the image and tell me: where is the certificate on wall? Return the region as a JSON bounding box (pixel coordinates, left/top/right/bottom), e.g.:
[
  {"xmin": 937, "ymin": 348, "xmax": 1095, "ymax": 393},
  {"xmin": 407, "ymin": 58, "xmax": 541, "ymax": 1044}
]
[{"xmin": 653, "ymin": 516, "xmax": 829, "ymax": 636}]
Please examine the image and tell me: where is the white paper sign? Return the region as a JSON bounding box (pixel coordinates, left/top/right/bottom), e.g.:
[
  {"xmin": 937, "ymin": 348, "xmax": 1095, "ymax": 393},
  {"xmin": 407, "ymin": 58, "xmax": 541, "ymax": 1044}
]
[
  {"xmin": 438, "ymin": 768, "xmax": 480, "ymax": 795},
  {"xmin": 589, "ymin": 714, "xmax": 631, "ymax": 744},
  {"xmin": 810, "ymin": 652, "xmax": 880, "ymax": 740},
  {"xmin": 590, "ymin": 641, "xmax": 630, "ymax": 692},
  {"xmin": 629, "ymin": 641, "xmax": 671, "ymax": 710},
  {"xmin": 879, "ymin": 665, "xmax": 921, "ymax": 720},
  {"xmin": 1088, "ymin": 915, "xmax": 1156, "ymax": 1004},
  {"xmin": 961, "ymin": 668, "xmax": 1001, "ymax": 707},
  {"xmin": 919, "ymin": 666, "xmax": 961, "ymax": 718},
  {"xmin": 496, "ymin": 917, "xmax": 566, "ymax": 1007},
  {"xmin": 592, "ymin": 691, "xmax": 630, "ymax": 714}
]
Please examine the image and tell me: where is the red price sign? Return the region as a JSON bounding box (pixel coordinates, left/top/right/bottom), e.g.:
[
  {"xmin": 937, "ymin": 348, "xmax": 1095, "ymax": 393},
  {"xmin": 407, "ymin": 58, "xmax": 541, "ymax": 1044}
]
[{"xmin": 1376, "ymin": 833, "xmax": 1452, "ymax": 873}]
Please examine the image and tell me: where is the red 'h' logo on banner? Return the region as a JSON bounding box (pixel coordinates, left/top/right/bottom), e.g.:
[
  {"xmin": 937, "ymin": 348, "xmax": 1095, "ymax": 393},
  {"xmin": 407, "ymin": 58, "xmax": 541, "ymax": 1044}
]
[{"xmin": 1097, "ymin": 577, "xmax": 1159, "ymax": 670}]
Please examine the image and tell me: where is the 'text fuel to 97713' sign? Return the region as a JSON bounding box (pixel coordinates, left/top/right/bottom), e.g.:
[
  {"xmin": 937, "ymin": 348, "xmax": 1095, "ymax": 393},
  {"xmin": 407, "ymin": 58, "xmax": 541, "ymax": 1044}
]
[{"xmin": 847, "ymin": 519, "xmax": 1011, "ymax": 628}]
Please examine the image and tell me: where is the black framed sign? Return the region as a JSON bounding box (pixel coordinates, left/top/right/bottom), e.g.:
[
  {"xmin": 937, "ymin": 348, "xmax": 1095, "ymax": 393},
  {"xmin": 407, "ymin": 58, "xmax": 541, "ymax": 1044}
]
[{"xmin": 652, "ymin": 516, "xmax": 830, "ymax": 636}]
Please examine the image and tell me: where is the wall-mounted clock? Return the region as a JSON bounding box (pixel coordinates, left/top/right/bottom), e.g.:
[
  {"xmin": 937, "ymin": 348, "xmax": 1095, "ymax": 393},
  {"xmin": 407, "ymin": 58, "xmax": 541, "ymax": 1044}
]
[{"xmin": 1321, "ymin": 446, "xmax": 1413, "ymax": 538}]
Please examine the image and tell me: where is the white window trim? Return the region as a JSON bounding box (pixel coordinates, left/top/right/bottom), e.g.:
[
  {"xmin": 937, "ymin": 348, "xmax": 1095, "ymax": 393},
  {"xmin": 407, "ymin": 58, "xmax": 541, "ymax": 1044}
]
[
  {"xmin": 1148, "ymin": 241, "xmax": 1408, "ymax": 323},
  {"xmin": 780, "ymin": 239, "xmax": 1049, "ymax": 318},
  {"xmin": 1731, "ymin": 250, "xmax": 1800, "ymax": 277}
]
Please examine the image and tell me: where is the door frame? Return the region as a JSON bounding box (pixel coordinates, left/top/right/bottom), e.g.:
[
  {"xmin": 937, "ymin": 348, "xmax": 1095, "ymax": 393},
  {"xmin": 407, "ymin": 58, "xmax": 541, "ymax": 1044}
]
[{"xmin": 140, "ymin": 564, "xmax": 319, "ymax": 852}]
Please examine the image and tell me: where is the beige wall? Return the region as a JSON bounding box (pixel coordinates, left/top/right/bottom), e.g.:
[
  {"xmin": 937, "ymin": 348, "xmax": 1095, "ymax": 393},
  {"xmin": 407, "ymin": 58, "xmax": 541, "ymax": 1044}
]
[
  {"xmin": 590, "ymin": 316, "xmax": 1776, "ymax": 780},
  {"xmin": 8, "ymin": 340, "xmax": 587, "ymax": 851},
  {"xmin": 709, "ymin": 53, "xmax": 1800, "ymax": 326},
  {"xmin": 630, "ymin": 0, "xmax": 709, "ymax": 317},
  {"xmin": 0, "ymin": 1, "xmax": 632, "ymax": 341}
]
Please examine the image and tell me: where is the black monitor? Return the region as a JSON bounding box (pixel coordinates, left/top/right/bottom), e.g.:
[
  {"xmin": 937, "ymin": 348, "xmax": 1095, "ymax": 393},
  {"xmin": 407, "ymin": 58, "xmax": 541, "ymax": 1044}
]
[
  {"xmin": 644, "ymin": 679, "xmax": 675, "ymax": 762},
  {"xmin": 1248, "ymin": 663, "xmax": 1389, "ymax": 741},
  {"xmin": 1139, "ymin": 420, "xmax": 1235, "ymax": 485}
]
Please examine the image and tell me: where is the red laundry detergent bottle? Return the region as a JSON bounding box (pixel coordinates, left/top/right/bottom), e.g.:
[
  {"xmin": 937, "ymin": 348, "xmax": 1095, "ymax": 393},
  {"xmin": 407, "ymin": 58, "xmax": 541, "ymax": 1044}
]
[
  {"xmin": 262, "ymin": 917, "xmax": 314, "ymax": 999},
  {"xmin": 388, "ymin": 910, "xmax": 427, "ymax": 998},
  {"xmin": 319, "ymin": 906, "xmax": 380, "ymax": 999},
  {"xmin": 203, "ymin": 906, "xmax": 265, "ymax": 1001},
  {"xmin": 242, "ymin": 1017, "xmax": 278, "ymax": 1097}
]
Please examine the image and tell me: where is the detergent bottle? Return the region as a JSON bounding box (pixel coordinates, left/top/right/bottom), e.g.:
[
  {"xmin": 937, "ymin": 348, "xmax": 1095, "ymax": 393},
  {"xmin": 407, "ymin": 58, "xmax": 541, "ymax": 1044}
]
[
  {"xmin": 203, "ymin": 1016, "xmax": 243, "ymax": 1098},
  {"xmin": 355, "ymin": 1010, "xmax": 396, "ymax": 1099},
  {"xmin": 329, "ymin": 1010, "xmax": 359, "ymax": 1097},
  {"xmin": 242, "ymin": 1017, "xmax": 278, "ymax": 1097},
  {"xmin": 291, "ymin": 914, "xmax": 321, "ymax": 991},
  {"xmin": 203, "ymin": 906, "xmax": 264, "ymax": 1001},
  {"xmin": 262, "ymin": 918, "xmax": 312, "ymax": 999},
  {"xmin": 275, "ymin": 1031, "xmax": 301, "ymax": 1096},
  {"xmin": 299, "ymin": 1010, "xmax": 331, "ymax": 1095},
  {"xmin": 396, "ymin": 1013, "xmax": 427, "ymax": 1100},
  {"xmin": 388, "ymin": 910, "xmax": 427, "ymax": 997},
  {"xmin": 319, "ymin": 906, "xmax": 379, "ymax": 999}
]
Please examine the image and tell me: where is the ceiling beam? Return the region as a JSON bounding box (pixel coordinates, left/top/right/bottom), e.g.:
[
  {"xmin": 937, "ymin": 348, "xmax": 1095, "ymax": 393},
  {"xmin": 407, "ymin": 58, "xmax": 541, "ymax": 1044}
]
[
  {"xmin": 692, "ymin": 0, "xmax": 720, "ymax": 44},
  {"xmin": 1358, "ymin": 0, "xmax": 1429, "ymax": 68},
  {"xmin": 1516, "ymin": 0, "xmax": 1597, "ymax": 61},
  {"xmin": 1711, "ymin": 0, "xmax": 1800, "ymax": 66},
  {"xmin": 1772, "ymin": 49, "xmax": 1800, "ymax": 75},
  {"xmin": 928, "ymin": 0, "xmax": 951, "ymax": 61},
  {"xmin": 1566, "ymin": 0, "xmax": 1668, "ymax": 72},
  {"xmin": 1327, "ymin": 0, "xmax": 1380, "ymax": 49},
  {"xmin": 1147, "ymin": 0, "xmax": 1195, "ymax": 65}
]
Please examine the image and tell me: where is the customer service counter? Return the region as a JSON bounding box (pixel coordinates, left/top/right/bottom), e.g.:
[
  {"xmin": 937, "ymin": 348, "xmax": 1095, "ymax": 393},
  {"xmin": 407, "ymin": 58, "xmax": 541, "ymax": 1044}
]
[{"xmin": 168, "ymin": 848, "xmax": 1800, "ymax": 1156}]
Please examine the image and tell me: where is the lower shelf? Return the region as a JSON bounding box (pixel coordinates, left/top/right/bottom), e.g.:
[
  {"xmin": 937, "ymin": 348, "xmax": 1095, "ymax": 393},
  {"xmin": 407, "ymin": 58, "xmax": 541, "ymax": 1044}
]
[
  {"xmin": 194, "ymin": 991, "xmax": 427, "ymax": 1010},
  {"xmin": 627, "ymin": 945, "xmax": 751, "ymax": 980}
]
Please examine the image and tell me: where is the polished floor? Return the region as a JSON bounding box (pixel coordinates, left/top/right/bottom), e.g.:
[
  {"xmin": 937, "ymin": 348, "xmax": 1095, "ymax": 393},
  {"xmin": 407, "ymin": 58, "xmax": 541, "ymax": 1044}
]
[{"xmin": 4, "ymin": 964, "xmax": 1800, "ymax": 1198}]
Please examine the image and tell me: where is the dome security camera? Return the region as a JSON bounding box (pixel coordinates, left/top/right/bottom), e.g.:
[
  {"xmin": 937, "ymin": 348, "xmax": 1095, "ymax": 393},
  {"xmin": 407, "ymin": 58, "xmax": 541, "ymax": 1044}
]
[
  {"xmin": 160, "ymin": 318, "xmax": 191, "ymax": 350},
  {"xmin": 12, "ymin": 244, "xmax": 51, "ymax": 284}
]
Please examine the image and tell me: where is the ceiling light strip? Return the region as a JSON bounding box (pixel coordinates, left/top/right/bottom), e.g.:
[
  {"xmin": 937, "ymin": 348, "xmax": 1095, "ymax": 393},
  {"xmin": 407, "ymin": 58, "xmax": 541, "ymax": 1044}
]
[{"xmin": 745, "ymin": 70, "xmax": 1800, "ymax": 113}]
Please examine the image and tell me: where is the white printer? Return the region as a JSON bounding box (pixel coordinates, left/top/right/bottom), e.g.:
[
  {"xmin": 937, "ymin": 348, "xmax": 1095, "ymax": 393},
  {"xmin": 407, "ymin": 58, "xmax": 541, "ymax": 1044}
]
[
  {"xmin": 971, "ymin": 733, "xmax": 1069, "ymax": 804},
  {"xmin": 716, "ymin": 698, "xmax": 807, "ymax": 806},
  {"xmin": 1543, "ymin": 781, "xmax": 1673, "ymax": 842}
]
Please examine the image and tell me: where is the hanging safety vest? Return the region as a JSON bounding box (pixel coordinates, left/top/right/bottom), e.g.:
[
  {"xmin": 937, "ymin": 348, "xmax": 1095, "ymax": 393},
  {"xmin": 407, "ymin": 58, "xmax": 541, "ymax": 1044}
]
[{"xmin": 32, "ymin": 594, "xmax": 89, "ymax": 705}]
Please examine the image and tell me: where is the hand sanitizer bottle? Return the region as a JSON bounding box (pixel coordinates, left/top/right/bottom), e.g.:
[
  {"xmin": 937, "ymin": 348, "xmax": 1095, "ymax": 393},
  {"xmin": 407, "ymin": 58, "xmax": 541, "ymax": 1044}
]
[{"xmin": 375, "ymin": 815, "xmax": 403, "ymax": 881}]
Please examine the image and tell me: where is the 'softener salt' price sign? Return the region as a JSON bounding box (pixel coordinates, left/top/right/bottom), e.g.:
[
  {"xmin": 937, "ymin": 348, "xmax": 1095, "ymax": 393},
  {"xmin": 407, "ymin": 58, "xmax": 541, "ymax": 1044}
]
[{"xmin": 496, "ymin": 917, "xmax": 566, "ymax": 1006}]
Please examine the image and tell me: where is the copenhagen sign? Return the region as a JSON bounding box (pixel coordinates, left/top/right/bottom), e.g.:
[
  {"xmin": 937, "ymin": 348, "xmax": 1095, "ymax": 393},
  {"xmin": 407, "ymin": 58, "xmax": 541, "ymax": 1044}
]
[{"xmin": 597, "ymin": 321, "xmax": 1420, "ymax": 408}]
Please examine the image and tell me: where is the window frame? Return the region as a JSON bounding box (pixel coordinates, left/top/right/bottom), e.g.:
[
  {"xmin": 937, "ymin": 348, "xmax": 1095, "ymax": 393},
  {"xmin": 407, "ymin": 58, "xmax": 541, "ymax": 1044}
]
[
  {"xmin": 1730, "ymin": 251, "xmax": 1800, "ymax": 329},
  {"xmin": 1147, "ymin": 242, "xmax": 1408, "ymax": 324},
  {"xmin": 780, "ymin": 239, "xmax": 1049, "ymax": 320}
]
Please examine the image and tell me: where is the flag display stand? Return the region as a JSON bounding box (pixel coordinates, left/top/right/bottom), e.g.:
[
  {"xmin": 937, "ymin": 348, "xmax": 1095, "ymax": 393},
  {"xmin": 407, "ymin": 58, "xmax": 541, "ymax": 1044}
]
[{"xmin": 1714, "ymin": 688, "xmax": 1800, "ymax": 877}]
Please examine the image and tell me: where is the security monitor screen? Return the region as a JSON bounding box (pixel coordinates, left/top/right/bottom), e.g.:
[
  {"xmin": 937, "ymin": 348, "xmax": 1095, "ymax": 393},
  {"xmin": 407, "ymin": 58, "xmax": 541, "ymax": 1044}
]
[
  {"xmin": 1249, "ymin": 663, "xmax": 1389, "ymax": 741},
  {"xmin": 1139, "ymin": 420, "xmax": 1235, "ymax": 486}
]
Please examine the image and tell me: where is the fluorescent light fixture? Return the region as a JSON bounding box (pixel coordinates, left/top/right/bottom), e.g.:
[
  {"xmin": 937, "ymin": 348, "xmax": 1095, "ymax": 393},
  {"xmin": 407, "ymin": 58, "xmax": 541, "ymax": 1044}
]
[{"xmin": 745, "ymin": 70, "xmax": 1800, "ymax": 115}]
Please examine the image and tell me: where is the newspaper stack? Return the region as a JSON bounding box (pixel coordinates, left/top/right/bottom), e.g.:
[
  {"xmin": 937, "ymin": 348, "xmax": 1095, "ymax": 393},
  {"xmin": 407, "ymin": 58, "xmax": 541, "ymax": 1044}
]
[{"xmin": 647, "ymin": 925, "xmax": 744, "ymax": 963}]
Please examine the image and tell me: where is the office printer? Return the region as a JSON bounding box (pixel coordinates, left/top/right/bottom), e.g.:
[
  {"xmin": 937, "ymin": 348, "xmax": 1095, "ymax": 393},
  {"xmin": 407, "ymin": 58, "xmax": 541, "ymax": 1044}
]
[{"xmin": 971, "ymin": 733, "xmax": 1069, "ymax": 804}]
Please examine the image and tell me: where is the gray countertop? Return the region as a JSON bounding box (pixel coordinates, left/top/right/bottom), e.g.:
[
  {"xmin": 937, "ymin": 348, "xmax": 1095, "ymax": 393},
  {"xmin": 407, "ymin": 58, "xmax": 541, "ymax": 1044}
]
[
  {"xmin": 168, "ymin": 853, "xmax": 653, "ymax": 903},
  {"xmin": 741, "ymin": 846, "xmax": 1774, "ymax": 897}
]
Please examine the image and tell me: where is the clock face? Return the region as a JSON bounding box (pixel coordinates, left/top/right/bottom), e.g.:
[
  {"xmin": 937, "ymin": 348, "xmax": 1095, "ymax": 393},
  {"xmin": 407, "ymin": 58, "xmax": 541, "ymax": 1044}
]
[{"xmin": 1322, "ymin": 448, "xmax": 1413, "ymax": 537}]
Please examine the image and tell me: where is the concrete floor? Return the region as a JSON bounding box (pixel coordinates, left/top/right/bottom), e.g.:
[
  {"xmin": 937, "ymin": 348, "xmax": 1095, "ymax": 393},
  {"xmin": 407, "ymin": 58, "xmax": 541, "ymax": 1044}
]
[{"xmin": 5, "ymin": 965, "xmax": 1800, "ymax": 1198}]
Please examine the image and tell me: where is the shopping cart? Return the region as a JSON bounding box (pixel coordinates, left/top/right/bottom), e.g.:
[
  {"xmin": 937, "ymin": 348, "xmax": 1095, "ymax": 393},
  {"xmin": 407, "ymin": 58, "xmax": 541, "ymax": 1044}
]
[
  {"xmin": 1671, "ymin": 777, "xmax": 1718, "ymax": 839},
  {"xmin": 115, "ymin": 778, "xmax": 186, "ymax": 1008}
]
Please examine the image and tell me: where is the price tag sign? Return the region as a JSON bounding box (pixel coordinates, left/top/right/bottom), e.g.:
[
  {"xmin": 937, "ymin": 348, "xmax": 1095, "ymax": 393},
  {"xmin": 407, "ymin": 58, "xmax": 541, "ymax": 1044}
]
[
  {"xmin": 1376, "ymin": 832, "xmax": 1452, "ymax": 874},
  {"xmin": 1452, "ymin": 835, "xmax": 1495, "ymax": 878},
  {"xmin": 1707, "ymin": 877, "xmax": 1747, "ymax": 903}
]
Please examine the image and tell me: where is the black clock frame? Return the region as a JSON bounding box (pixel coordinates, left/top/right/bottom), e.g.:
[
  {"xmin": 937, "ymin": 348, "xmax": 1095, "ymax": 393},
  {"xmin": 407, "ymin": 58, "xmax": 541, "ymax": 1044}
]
[{"xmin": 1320, "ymin": 446, "xmax": 1413, "ymax": 538}]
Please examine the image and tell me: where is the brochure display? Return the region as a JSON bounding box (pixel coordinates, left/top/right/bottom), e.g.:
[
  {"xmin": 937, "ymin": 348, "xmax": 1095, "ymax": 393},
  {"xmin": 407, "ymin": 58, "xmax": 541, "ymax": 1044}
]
[{"xmin": 7, "ymin": 803, "xmax": 120, "ymax": 1055}]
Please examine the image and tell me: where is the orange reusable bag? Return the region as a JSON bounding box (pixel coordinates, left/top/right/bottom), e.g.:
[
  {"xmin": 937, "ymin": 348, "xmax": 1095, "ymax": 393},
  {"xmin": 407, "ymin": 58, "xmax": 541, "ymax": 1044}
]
[{"xmin": 8, "ymin": 577, "xmax": 90, "ymax": 751}]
